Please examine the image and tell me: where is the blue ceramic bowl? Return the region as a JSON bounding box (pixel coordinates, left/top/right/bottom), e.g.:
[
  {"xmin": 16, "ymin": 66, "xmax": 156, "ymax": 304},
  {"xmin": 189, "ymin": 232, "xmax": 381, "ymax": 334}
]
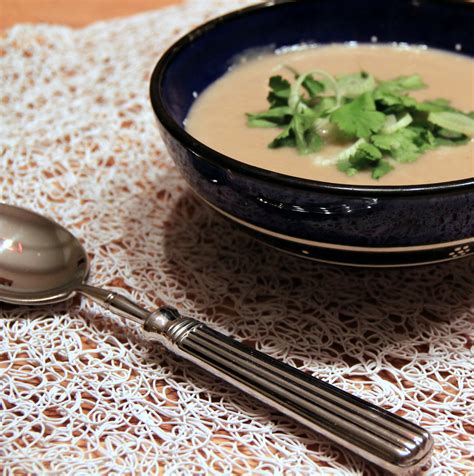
[{"xmin": 150, "ymin": 0, "xmax": 473, "ymax": 267}]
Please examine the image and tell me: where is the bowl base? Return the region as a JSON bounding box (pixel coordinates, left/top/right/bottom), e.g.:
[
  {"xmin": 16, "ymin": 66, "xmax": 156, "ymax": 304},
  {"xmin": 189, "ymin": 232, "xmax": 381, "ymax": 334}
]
[{"xmin": 205, "ymin": 199, "xmax": 473, "ymax": 268}]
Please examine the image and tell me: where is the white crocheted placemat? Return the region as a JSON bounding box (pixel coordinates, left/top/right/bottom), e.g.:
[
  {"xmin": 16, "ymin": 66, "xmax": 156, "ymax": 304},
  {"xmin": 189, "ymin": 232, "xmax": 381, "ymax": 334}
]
[{"xmin": 1, "ymin": 1, "xmax": 473, "ymax": 474}]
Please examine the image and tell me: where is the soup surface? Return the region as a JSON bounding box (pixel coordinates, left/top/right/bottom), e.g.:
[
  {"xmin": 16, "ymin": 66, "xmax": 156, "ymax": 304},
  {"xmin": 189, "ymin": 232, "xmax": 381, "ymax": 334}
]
[{"xmin": 186, "ymin": 44, "xmax": 473, "ymax": 185}]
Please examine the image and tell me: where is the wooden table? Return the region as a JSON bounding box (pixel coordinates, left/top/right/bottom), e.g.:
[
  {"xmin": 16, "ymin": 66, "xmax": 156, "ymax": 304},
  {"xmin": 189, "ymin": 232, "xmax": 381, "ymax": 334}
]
[{"xmin": 0, "ymin": 0, "xmax": 182, "ymax": 30}]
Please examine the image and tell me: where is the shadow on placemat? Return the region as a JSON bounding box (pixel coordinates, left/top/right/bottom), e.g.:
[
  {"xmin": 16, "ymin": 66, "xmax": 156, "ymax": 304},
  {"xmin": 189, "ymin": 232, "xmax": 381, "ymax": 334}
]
[{"xmin": 160, "ymin": 187, "xmax": 472, "ymax": 336}]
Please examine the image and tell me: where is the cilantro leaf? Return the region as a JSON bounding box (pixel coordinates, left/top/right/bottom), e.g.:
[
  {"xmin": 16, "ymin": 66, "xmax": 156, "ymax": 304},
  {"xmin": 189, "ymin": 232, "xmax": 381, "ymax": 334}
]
[
  {"xmin": 293, "ymin": 111, "xmax": 321, "ymax": 154},
  {"xmin": 337, "ymin": 160, "xmax": 358, "ymax": 176},
  {"xmin": 269, "ymin": 108, "xmax": 323, "ymax": 154},
  {"xmin": 373, "ymin": 75, "xmax": 426, "ymax": 113},
  {"xmin": 298, "ymin": 127, "xmax": 324, "ymax": 154},
  {"xmin": 337, "ymin": 142, "xmax": 387, "ymax": 179},
  {"xmin": 330, "ymin": 92, "xmax": 386, "ymax": 139},
  {"xmin": 371, "ymin": 127, "xmax": 433, "ymax": 163},
  {"xmin": 267, "ymin": 76, "xmax": 291, "ymax": 107},
  {"xmin": 415, "ymin": 98, "xmax": 453, "ymax": 113},
  {"xmin": 246, "ymin": 106, "xmax": 292, "ymax": 128},
  {"xmin": 354, "ymin": 142, "xmax": 383, "ymax": 161},
  {"xmin": 376, "ymin": 74, "xmax": 426, "ymax": 94},
  {"xmin": 374, "ymin": 90, "xmax": 418, "ymax": 111},
  {"xmin": 371, "ymin": 129, "xmax": 420, "ymax": 163},
  {"xmin": 302, "ymin": 74, "xmax": 325, "ymax": 98},
  {"xmin": 269, "ymin": 124, "xmax": 296, "ymax": 149},
  {"xmin": 372, "ymin": 160, "xmax": 394, "ymax": 179}
]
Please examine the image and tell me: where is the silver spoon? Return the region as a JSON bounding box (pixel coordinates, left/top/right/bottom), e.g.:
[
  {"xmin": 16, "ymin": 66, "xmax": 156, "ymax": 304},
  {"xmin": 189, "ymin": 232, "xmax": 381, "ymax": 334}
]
[{"xmin": 0, "ymin": 203, "xmax": 432, "ymax": 474}]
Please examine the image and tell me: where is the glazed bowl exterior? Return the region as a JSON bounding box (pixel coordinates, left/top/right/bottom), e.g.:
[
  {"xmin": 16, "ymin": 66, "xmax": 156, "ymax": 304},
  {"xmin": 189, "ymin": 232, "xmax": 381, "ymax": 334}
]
[{"xmin": 150, "ymin": 0, "xmax": 473, "ymax": 267}]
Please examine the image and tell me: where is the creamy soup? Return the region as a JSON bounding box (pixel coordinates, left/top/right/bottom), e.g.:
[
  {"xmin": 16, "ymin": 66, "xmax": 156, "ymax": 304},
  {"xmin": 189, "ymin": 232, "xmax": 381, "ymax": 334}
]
[{"xmin": 186, "ymin": 44, "xmax": 474, "ymax": 185}]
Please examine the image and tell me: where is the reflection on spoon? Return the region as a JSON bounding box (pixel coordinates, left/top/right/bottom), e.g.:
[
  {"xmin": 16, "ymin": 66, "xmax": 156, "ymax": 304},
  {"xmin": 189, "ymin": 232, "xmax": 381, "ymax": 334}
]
[{"xmin": 0, "ymin": 203, "xmax": 433, "ymax": 474}]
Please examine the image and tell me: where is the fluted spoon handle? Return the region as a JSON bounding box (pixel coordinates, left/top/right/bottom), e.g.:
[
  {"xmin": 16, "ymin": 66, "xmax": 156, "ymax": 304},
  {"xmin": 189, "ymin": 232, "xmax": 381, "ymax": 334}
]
[{"xmin": 143, "ymin": 307, "xmax": 433, "ymax": 475}]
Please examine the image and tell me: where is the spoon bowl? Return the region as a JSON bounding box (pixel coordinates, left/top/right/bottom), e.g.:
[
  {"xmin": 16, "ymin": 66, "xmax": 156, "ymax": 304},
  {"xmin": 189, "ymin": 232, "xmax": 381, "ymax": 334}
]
[{"xmin": 0, "ymin": 204, "xmax": 89, "ymax": 305}]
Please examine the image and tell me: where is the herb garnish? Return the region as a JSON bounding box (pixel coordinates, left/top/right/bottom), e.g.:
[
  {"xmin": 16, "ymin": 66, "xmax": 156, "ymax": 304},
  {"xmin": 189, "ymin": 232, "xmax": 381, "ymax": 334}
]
[{"xmin": 246, "ymin": 70, "xmax": 474, "ymax": 179}]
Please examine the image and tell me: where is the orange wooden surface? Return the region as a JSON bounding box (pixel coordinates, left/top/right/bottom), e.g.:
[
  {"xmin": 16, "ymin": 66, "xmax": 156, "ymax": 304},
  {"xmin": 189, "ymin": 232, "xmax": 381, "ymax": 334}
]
[{"xmin": 0, "ymin": 0, "xmax": 183, "ymax": 30}]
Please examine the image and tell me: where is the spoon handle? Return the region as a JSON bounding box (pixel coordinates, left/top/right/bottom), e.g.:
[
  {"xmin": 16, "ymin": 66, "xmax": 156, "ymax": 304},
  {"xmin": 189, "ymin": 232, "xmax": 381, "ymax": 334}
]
[{"xmin": 143, "ymin": 308, "xmax": 433, "ymax": 475}]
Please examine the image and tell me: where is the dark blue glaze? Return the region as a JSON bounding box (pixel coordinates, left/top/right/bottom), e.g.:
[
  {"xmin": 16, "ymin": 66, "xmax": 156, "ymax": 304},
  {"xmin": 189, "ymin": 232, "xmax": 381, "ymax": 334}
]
[{"xmin": 150, "ymin": 0, "xmax": 474, "ymax": 266}]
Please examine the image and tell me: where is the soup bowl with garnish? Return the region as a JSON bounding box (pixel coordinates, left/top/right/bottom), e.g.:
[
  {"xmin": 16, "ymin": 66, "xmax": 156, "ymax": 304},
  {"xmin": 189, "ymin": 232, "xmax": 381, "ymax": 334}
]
[{"xmin": 150, "ymin": 0, "xmax": 473, "ymax": 267}]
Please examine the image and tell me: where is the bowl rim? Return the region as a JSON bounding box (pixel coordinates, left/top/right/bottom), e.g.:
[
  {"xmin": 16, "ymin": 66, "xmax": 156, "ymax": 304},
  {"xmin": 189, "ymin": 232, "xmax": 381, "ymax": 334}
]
[{"xmin": 150, "ymin": 0, "xmax": 474, "ymax": 197}]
